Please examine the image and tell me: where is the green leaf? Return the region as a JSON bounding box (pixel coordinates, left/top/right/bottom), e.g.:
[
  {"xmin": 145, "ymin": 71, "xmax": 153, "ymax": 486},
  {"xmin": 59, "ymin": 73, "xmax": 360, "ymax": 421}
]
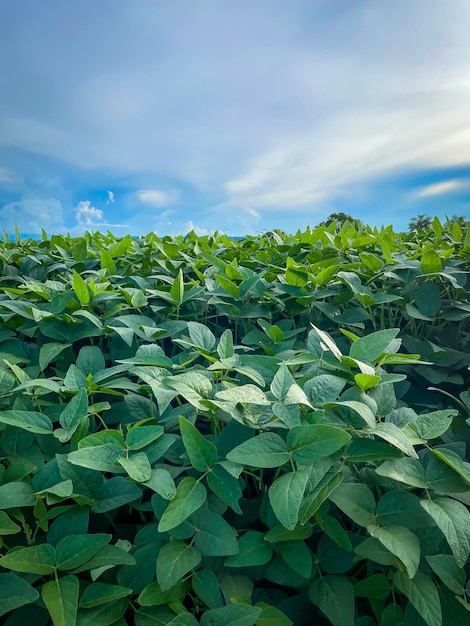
[
  {"xmin": 255, "ymin": 602, "xmax": 293, "ymax": 626},
  {"xmin": 376, "ymin": 457, "xmax": 427, "ymax": 488},
  {"xmin": 158, "ymin": 477, "xmax": 207, "ymax": 532},
  {"xmin": 156, "ymin": 541, "xmax": 201, "ymax": 591},
  {"xmin": 42, "ymin": 575, "xmax": 79, "ymax": 626},
  {"xmin": 76, "ymin": 598, "xmax": 128, "ymax": 626},
  {"xmin": 0, "ymin": 543, "xmax": 56, "ymax": 574},
  {"xmin": 354, "ymin": 573, "xmax": 391, "ymax": 600},
  {"xmin": 118, "ymin": 452, "xmax": 152, "ymax": 482},
  {"xmin": 426, "ymin": 554, "xmax": 465, "ymax": 595},
  {"xmin": 420, "ymin": 498, "xmax": 470, "ymax": 566},
  {"xmin": 207, "ymin": 465, "xmax": 243, "ymax": 514},
  {"xmin": 0, "ymin": 410, "xmax": 53, "ymax": 434},
  {"xmin": 215, "ymin": 384, "xmax": 270, "ymax": 405},
  {"xmin": 309, "ymin": 575, "xmax": 354, "ymax": 626},
  {"xmin": 192, "ymin": 569, "xmax": 224, "ymax": 609},
  {"xmin": 179, "ymin": 417, "xmax": 218, "ymax": 472},
  {"xmin": 58, "ymin": 389, "xmax": 88, "ymax": 441},
  {"xmin": 217, "ymin": 329, "xmax": 234, "ymax": 359},
  {"xmin": 268, "ymin": 469, "xmax": 310, "ymax": 530},
  {"xmin": 349, "ymin": 329, "xmax": 400, "ymax": 363},
  {"xmin": 430, "ymin": 448, "xmax": 470, "ymax": 486},
  {"xmin": 279, "ymin": 540, "xmax": 313, "ymax": 578},
  {"xmin": 226, "ymin": 433, "xmax": 290, "ymax": 468},
  {"xmin": 92, "ymin": 476, "xmax": 142, "ymax": 513},
  {"xmin": 0, "ymin": 482, "xmax": 35, "ymax": 509},
  {"xmin": 346, "ymin": 437, "xmax": 403, "ymax": 462},
  {"xmin": 56, "ymin": 534, "xmax": 111, "ymax": 570},
  {"xmin": 170, "ymin": 268, "xmax": 184, "ymax": 305},
  {"xmin": 80, "ymin": 583, "xmax": 132, "ymax": 608},
  {"xmin": 376, "ymin": 491, "xmax": 433, "ymax": 529},
  {"xmin": 372, "ymin": 422, "xmax": 418, "ymax": 458},
  {"xmin": 76, "ymin": 346, "xmax": 105, "ymax": 376},
  {"xmin": 39, "ymin": 342, "xmax": 72, "ymax": 371},
  {"xmin": 138, "ymin": 578, "xmax": 187, "ymax": 607},
  {"xmin": 0, "ymin": 510, "xmax": 21, "ymax": 534},
  {"xmin": 126, "ymin": 425, "xmax": 164, "ymax": 451},
  {"xmin": 0, "ymin": 573, "xmax": 39, "ymax": 617},
  {"xmin": 415, "ymin": 410, "xmax": 456, "ymax": 440},
  {"xmin": 287, "ymin": 425, "xmax": 350, "ymax": 463},
  {"xmin": 421, "ymin": 249, "xmax": 442, "ymax": 274},
  {"xmin": 225, "ymin": 531, "xmax": 272, "ymax": 567},
  {"xmin": 72, "ymin": 270, "xmax": 90, "ymax": 305},
  {"xmin": 143, "ymin": 468, "xmax": 176, "ymax": 500},
  {"xmin": 393, "ymin": 571, "xmax": 442, "ymax": 626},
  {"xmin": 200, "ymin": 603, "xmax": 262, "ymax": 626},
  {"xmin": 187, "ymin": 321, "xmax": 216, "ymax": 350},
  {"xmin": 367, "ymin": 525, "xmax": 420, "ymax": 578},
  {"xmin": 329, "ymin": 482, "xmax": 376, "ymax": 527},
  {"xmin": 415, "ymin": 281, "xmax": 441, "ymax": 316},
  {"xmin": 303, "ymin": 374, "xmax": 346, "ymax": 406},
  {"xmin": 67, "ymin": 444, "xmax": 125, "ymax": 473},
  {"xmin": 194, "ymin": 511, "xmax": 239, "ymax": 556},
  {"xmin": 354, "ymin": 373, "xmax": 381, "ymax": 391},
  {"xmin": 326, "ymin": 400, "xmax": 376, "ymax": 428}
]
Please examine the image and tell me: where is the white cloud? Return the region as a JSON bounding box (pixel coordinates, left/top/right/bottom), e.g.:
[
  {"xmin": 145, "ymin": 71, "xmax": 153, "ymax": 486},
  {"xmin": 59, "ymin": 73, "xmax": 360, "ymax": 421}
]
[
  {"xmin": 415, "ymin": 179, "xmax": 467, "ymax": 198},
  {"xmin": 184, "ymin": 220, "xmax": 209, "ymax": 236},
  {"xmin": 0, "ymin": 197, "xmax": 64, "ymax": 234},
  {"xmin": 107, "ymin": 190, "xmax": 115, "ymax": 204},
  {"xmin": 75, "ymin": 201, "xmax": 104, "ymax": 226},
  {"xmin": 137, "ymin": 189, "xmax": 177, "ymax": 208}
]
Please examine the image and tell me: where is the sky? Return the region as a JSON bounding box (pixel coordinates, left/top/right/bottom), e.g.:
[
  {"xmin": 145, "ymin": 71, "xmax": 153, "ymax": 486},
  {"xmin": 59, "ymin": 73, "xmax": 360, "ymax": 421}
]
[{"xmin": 1, "ymin": 0, "xmax": 470, "ymax": 238}]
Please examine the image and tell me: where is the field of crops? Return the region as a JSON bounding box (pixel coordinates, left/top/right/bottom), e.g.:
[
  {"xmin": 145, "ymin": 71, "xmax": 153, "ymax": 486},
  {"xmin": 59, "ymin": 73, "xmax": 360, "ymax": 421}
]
[{"xmin": 0, "ymin": 218, "xmax": 469, "ymax": 625}]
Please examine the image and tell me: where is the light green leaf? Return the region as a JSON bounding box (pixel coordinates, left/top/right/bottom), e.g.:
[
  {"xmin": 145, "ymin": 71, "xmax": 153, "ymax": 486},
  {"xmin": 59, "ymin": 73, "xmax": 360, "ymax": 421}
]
[
  {"xmin": 287, "ymin": 424, "xmax": 350, "ymax": 463},
  {"xmin": 225, "ymin": 531, "xmax": 272, "ymax": 567},
  {"xmin": 170, "ymin": 268, "xmax": 184, "ymax": 305},
  {"xmin": 156, "ymin": 541, "xmax": 201, "ymax": 591},
  {"xmin": 376, "ymin": 457, "xmax": 427, "ymax": 488},
  {"xmin": 326, "ymin": 401, "xmax": 376, "ymax": 428},
  {"xmin": 0, "ymin": 510, "xmax": 21, "ymax": 534},
  {"xmin": 217, "ymin": 329, "xmax": 234, "ymax": 359},
  {"xmin": 72, "ymin": 270, "xmax": 90, "ymax": 305},
  {"xmin": 187, "ymin": 321, "xmax": 216, "ymax": 350},
  {"xmin": 76, "ymin": 346, "xmax": 105, "ymax": 376},
  {"xmin": 58, "ymin": 388, "xmax": 88, "ymax": 441},
  {"xmin": 207, "ymin": 465, "xmax": 243, "ymax": 514},
  {"xmin": 118, "ymin": 452, "xmax": 152, "ymax": 482},
  {"xmin": 39, "ymin": 342, "xmax": 72, "ymax": 371},
  {"xmin": 415, "ymin": 409, "xmax": 456, "ymax": 440},
  {"xmin": 420, "ymin": 497, "xmax": 470, "ymax": 566},
  {"xmin": 349, "ymin": 329, "xmax": 400, "ymax": 363},
  {"xmin": 421, "ymin": 249, "xmax": 442, "ymax": 274},
  {"xmin": 56, "ymin": 534, "xmax": 111, "ymax": 570},
  {"xmin": 68, "ymin": 444, "xmax": 125, "ymax": 473},
  {"xmin": 393, "ymin": 571, "xmax": 442, "ymax": 626},
  {"xmin": 0, "ymin": 572, "xmax": 39, "ymax": 617},
  {"xmin": 268, "ymin": 469, "xmax": 310, "ymax": 530},
  {"xmin": 92, "ymin": 477, "xmax": 142, "ymax": 513},
  {"xmin": 0, "ymin": 481, "xmax": 35, "ymax": 509},
  {"xmin": 426, "ymin": 554, "xmax": 465, "ymax": 595},
  {"xmin": 179, "ymin": 416, "xmax": 218, "ymax": 472},
  {"xmin": 303, "ymin": 374, "xmax": 346, "ymax": 406},
  {"xmin": 255, "ymin": 602, "xmax": 293, "ymax": 626},
  {"xmin": 309, "ymin": 575, "xmax": 354, "ymax": 626},
  {"xmin": 0, "ymin": 409, "xmax": 53, "ymax": 434},
  {"xmin": 367, "ymin": 525, "xmax": 420, "ymax": 578},
  {"xmin": 226, "ymin": 432, "xmax": 289, "ymax": 468},
  {"xmin": 200, "ymin": 603, "xmax": 262, "ymax": 626},
  {"xmin": 372, "ymin": 422, "xmax": 418, "ymax": 458},
  {"xmin": 354, "ymin": 373, "xmax": 381, "ymax": 391},
  {"xmin": 0, "ymin": 543, "xmax": 56, "ymax": 574},
  {"xmin": 430, "ymin": 448, "xmax": 470, "ymax": 486},
  {"xmin": 143, "ymin": 468, "xmax": 176, "ymax": 500},
  {"xmin": 329, "ymin": 482, "xmax": 376, "ymax": 527},
  {"xmin": 137, "ymin": 579, "xmax": 187, "ymax": 607},
  {"xmin": 158, "ymin": 477, "xmax": 207, "ymax": 532},
  {"xmin": 215, "ymin": 383, "xmax": 270, "ymax": 405},
  {"xmin": 126, "ymin": 425, "xmax": 164, "ymax": 451},
  {"xmin": 79, "ymin": 582, "xmax": 132, "ymax": 608},
  {"xmin": 76, "ymin": 597, "xmax": 128, "ymax": 626},
  {"xmin": 43, "ymin": 575, "xmax": 79, "ymax": 626}
]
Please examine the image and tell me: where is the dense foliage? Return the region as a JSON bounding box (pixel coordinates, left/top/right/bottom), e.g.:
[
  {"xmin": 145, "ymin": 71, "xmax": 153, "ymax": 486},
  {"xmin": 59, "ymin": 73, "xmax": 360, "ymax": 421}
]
[{"xmin": 0, "ymin": 217, "xmax": 469, "ymax": 625}]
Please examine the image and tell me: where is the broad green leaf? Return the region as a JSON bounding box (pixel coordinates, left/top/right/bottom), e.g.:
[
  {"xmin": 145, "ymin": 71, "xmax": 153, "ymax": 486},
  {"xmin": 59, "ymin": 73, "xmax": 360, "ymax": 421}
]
[
  {"xmin": 0, "ymin": 572, "xmax": 39, "ymax": 617},
  {"xmin": 192, "ymin": 570, "xmax": 224, "ymax": 609},
  {"xmin": 255, "ymin": 602, "xmax": 293, "ymax": 626},
  {"xmin": 303, "ymin": 374, "xmax": 346, "ymax": 406},
  {"xmin": 421, "ymin": 249, "xmax": 442, "ymax": 274},
  {"xmin": 56, "ymin": 533, "xmax": 111, "ymax": 570},
  {"xmin": 287, "ymin": 425, "xmax": 350, "ymax": 463},
  {"xmin": 0, "ymin": 543, "xmax": 56, "ymax": 574},
  {"xmin": 225, "ymin": 531, "xmax": 273, "ymax": 567},
  {"xmin": 393, "ymin": 571, "xmax": 442, "ymax": 626},
  {"xmin": 430, "ymin": 448, "xmax": 470, "ymax": 486},
  {"xmin": 268, "ymin": 468, "xmax": 310, "ymax": 530},
  {"xmin": 42, "ymin": 575, "xmax": 79, "ymax": 626},
  {"xmin": 279, "ymin": 540, "xmax": 313, "ymax": 579},
  {"xmin": 354, "ymin": 573, "xmax": 391, "ymax": 600},
  {"xmin": 72, "ymin": 270, "xmax": 90, "ymax": 305},
  {"xmin": 179, "ymin": 416, "xmax": 218, "ymax": 472},
  {"xmin": 0, "ymin": 410, "xmax": 53, "ymax": 434},
  {"xmin": 76, "ymin": 346, "xmax": 105, "ymax": 376},
  {"xmin": 138, "ymin": 579, "xmax": 187, "ymax": 607},
  {"xmin": 226, "ymin": 433, "xmax": 289, "ymax": 468},
  {"xmin": 354, "ymin": 373, "xmax": 381, "ymax": 390},
  {"xmin": 156, "ymin": 541, "xmax": 201, "ymax": 591},
  {"xmin": 270, "ymin": 363, "xmax": 296, "ymax": 400},
  {"xmin": 92, "ymin": 476, "xmax": 142, "ymax": 513},
  {"xmin": 170, "ymin": 268, "xmax": 184, "ymax": 305},
  {"xmin": 207, "ymin": 465, "xmax": 243, "ymax": 514},
  {"xmin": 194, "ymin": 511, "xmax": 239, "ymax": 556},
  {"xmin": 299, "ymin": 467, "xmax": 343, "ymax": 524},
  {"xmin": 63, "ymin": 365, "xmax": 88, "ymax": 391},
  {"xmin": 75, "ymin": 597, "xmax": 128, "ymax": 626},
  {"xmin": 414, "ymin": 409, "xmax": 456, "ymax": 440},
  {"xmin": 0, "ymin": 510, "xmax": 21, "ymax": 534},
  {"xmin": 415, "ymin": 280, "xmax": 441, "ymax": 316},
  {"xmin": 118, "ymin": 452, "xmax": 152, "ymax": 482},
  {"xmin": 200, "ymin": 603, "xmax": 262, "ymax": 626},
  {"xmin": 39, "ymin": 342, "xmax": 72, "ymax": 371},
  {"xmin": 349, "ymin": 329, "xmax": 400, "ymax": 363},
  {"xmin": 68, "ymin": 444, "xmax": 125, "ymax": 473},
  {"xmin": 420, "ymin": 497, "xmax": 470, "ymax": 566},
  {"xmin": 143, "ymin": 468, "xmax": 176, "ymax": 500},
  {"xmin": 158, "ymin": 477, "xmax": 207, "ymax": 532},
  {"xmin": 217, "ymin": 329, "xmax": 234, "ymax": 359},
  {"xmin": 264, "ymin": 524, "xmax": 313, "ymax": 543},
  {"xmin": 58, "ymin": 388, "xmax": 88, "ymax": 441},
  {"xmin": 215, "ymin": 383, "xmax": 270, "ymax": 405},
  {"xmin": 126, "ymin": 425, "xmax": 164, "ymax": 451},
  {"xmin": 346, "ymin": 437, "xmax": 403, "ymax": 462},
  {"xmin": 376, "ymin": 457, "xmax": 427, "ymax": 488},
  {"xmin": 309, "ymin": 575, "xmax": 354, "ymax": 626},
  {"xmin": 367, "ymin": 525, "xmax": 420, "ymax": 578},
  {"xmin": 80, "ymin": 582, "xmax": 132, "ymax": 608},
  {"xmin": 0, "ymin": 481, "xmax": 35, "ymax": 509},
  {"xmin": 326, "ymin": 400, "xmax": 376, "ymax": 428},
  {"xmin": 310, "ymin": 324, "xmax": 342, "ymax": 359},
  {"xmin": 426, "ymin": 554, "xmax": 465, "ymax": 595},
  {"xmin": 329, "ymin": 483, "xmax": 376, "ymax": 527},
  {"xmin": 187, "ymin": 321, "xmax": 216, "ymax": 350},
  {"xmin": 376, "ymin": 491, "xmax": 433, "ymax": 529},
  {"xmin": 372, "ymin": 422, "xmax": 418, "ymax": 458}
]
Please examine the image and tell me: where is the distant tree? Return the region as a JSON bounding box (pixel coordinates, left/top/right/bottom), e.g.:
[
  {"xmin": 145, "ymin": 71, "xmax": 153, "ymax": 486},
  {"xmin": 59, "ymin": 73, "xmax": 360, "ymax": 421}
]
[
  {"xmin": 408, "ymin": 214, "xmax": 432, "ymax": 231},
  {"xmin": 319, "ymin": 212, "xmax": 359, "ymax": 228},
  {"xmin": 447, "ymin": 214, "xmax": 467, "ymax": 227}
]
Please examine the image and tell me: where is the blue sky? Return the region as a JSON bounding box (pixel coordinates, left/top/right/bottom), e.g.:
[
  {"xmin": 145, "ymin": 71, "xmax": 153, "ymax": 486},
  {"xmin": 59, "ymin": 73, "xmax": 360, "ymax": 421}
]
[{"xmin": 1, "ymin": 0, "xmax": 470, "ymax": 237}]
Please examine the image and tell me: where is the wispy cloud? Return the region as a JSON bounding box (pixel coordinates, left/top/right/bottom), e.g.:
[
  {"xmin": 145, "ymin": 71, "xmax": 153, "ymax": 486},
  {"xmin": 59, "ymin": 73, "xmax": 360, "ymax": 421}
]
[
  {"xmin": 0, "ymin": 197, "xmax": 64, "ymax": 234},
  {"xmin": 74, "ymin": 200, "xmax": 126, "ymax": 232},
  {"xmin": 106, "ymin": 190, "xmax": 115, "ymax": 204},
  {"xmin": 137, "ymin": 189, "xmax": 178, "ymax": 208},
  {"xmin": 415, "ymin": 179, "xmax": 467, "ymax": 198}
]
